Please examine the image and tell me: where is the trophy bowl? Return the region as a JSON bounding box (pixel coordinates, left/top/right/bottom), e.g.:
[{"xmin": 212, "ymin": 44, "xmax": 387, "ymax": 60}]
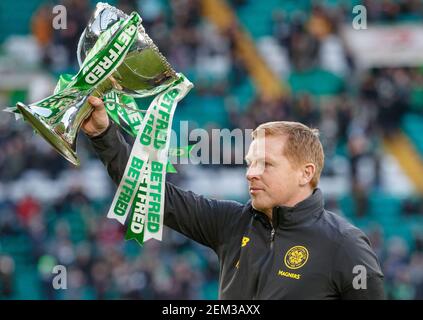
[{"xmin": 77, "ymin": 3, "xmax": 178, "ymax": 97}]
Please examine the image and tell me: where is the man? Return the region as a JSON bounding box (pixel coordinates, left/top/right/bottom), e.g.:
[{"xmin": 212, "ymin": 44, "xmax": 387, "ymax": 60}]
[{"xmin": 82, "ymin": 96, "xmax": 385, "ymax": 299}]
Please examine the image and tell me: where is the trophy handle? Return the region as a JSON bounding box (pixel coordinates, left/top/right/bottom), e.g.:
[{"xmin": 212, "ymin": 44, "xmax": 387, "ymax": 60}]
[{"xmin": 16, "ymin": 90, "xmax": 95, "ymax": 166}]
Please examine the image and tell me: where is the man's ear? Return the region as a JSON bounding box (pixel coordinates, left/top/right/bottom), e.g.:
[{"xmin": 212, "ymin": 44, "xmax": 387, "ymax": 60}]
[{"xmin": 300, "ymin": 163, "xmax": 316, "ymax": 186}]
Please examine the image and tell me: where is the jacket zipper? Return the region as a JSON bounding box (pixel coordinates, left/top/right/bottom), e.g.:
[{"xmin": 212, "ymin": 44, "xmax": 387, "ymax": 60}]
[
  {"xmin": 253, "ymin": 223, "xmax": 276, "ymax": 299},
  {"xmin": 270, "ymin": 227, "xmax": 275, "ymax": 249},
  {"xmin": 270, "ymin": 219, "xmax": 275, "ymax": 247}
]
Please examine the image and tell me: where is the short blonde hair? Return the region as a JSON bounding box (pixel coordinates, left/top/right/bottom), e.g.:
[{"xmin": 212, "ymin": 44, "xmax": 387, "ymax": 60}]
[{"xmin": 252, "ymin": 121, "xmax": 324, "ymax": 189}]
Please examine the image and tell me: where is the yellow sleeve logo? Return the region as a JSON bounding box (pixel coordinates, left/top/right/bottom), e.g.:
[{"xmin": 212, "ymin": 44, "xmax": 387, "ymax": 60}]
[
  {"xmin": 284, "ymin": 246, "xmax": 309, "ymax": 270},
  {"xmin": 241, "ymin": 236, "xmax": 250, "ymax": 247}
]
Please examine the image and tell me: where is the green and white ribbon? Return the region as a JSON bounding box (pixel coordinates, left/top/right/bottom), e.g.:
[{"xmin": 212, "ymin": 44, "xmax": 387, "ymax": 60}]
[
  {"xmin": 109, "ymin": 75, "xmax": 193, "ymax": 245},
  {"xmin": 102, "ymin": 91, "xmax": 191, "ymax": 174},
  {"xmin": 73, "ymin": 13, "xmax": 140, "ymax": 90}
]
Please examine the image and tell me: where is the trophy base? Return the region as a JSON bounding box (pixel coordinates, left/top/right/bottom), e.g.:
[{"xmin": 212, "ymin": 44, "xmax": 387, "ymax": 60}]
[{"xmin": 16, "ymin": 102, "xmax": 80, "ymax": 166}]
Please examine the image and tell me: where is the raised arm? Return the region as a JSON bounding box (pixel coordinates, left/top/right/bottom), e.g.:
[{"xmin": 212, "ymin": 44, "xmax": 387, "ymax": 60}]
[{"xmin": 85, "ymin": 98, "xmax": 242, "ymax": 252}]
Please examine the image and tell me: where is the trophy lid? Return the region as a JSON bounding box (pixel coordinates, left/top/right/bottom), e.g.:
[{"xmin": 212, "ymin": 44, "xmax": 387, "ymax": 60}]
[
  {"xmin": 76, "ymin": 3, "xmax": 177, "ymax": 97},
  {"xmin": 77, "ymin": 3, "xmax": 127, "ymax": 66}
]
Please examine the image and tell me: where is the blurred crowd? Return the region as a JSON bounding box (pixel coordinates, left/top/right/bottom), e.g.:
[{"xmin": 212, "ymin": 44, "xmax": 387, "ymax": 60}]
[
  {"xmin": 366, "ymin": 227, "xmax": 423, "ymax": 299},
  {"xmin": 0, "ymin": 187, "xmax": 219, "ymax": 299},
  {"xmin": 0, "ymin": 0, "xmax": 423, "ymax": 299}
]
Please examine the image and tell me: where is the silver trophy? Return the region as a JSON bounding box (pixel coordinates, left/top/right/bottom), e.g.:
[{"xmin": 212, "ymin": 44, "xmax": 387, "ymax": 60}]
[{"xmin": 15, "ymin": 3, "xmax": 178, "ymax": 166}]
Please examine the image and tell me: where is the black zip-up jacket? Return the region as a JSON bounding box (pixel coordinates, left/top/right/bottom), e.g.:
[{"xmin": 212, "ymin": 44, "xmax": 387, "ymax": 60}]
[{"xmin": 89, "ymin": 121, "xmax": 385, "ymax": 300}]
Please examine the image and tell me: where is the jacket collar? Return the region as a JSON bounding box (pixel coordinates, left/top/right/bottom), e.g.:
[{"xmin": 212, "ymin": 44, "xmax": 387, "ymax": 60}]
[{"xmin": 250, "ymin": 188, "xmax": 324, "ymax": 229}]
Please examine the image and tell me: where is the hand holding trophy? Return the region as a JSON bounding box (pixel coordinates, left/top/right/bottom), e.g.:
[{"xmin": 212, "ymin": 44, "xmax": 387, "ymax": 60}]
[
  {"xmin": 80, "ymin": 96, "xmax": 110, "ymax": 137},
  {"xmin": 7, "ymin": 3, "xmax": 194, "ymax": 246}
]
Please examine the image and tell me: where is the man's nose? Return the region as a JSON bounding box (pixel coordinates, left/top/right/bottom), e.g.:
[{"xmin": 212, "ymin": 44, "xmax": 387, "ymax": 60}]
[{"xmin": 246, "ymin": 163, "xmax": 264, "ymax": 180}]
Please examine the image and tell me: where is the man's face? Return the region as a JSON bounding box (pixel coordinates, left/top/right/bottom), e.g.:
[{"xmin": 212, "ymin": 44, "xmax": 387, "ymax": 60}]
[{"xmin": 245, "ymin": 135, "xmax": 302, "ymax": 214}]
